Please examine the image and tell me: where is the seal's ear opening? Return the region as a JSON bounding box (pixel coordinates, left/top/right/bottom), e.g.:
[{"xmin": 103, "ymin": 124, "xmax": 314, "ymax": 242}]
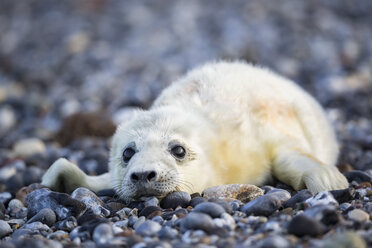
[{"xmin": 113, "ymin": 107, "xmax": 143, "ymax": 125}]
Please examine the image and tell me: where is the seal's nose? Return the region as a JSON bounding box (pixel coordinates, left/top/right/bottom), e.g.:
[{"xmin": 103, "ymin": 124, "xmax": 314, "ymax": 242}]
[{"xmin": 130, "ymin": 170, "xmax": 157, "ymax": 183}]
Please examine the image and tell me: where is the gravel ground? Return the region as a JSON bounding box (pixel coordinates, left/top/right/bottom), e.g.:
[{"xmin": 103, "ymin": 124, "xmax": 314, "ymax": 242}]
[{"xmin": 0, "ymin": 1, "xmax": 371, "ymax": 247}]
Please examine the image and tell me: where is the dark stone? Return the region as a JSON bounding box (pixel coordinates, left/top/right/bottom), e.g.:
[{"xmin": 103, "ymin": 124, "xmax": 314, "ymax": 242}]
[
  {"xmin": 330, "ymin": 188, "xmax": 355, "ymax": 204},
  {"xmin": 303, "ymin": 205, "xmax": 340, "ymax": 226},
  {"xmin": 160, "ymin": 191, "xmax": 191, "ymax": 209},
  {"xmin": 71, "ymin": 187, "xmax": 110, "ymax": 217},
  {"xmin": 284, "ymin": 190, "xmax": 313, "ymax": 209},
  {"xmin": 26, "ymin": 188, "xmax": 86, "ymax": 220},
  {"xmin": 158, "ymin": 226, "xmax": 178, "ymax": 239},
  {"xmin": 190, "ymin": 197, "xmax": 207, "ymax": 208},
  {"xmin": 193, "ymin": 202, "xmax": 226, "ymax": 218},
  {"xmin": 27, "ymin": 208, "xmax": 56, "ymax": 227},
  {"xmin": 134, "ymin": 220, "xmax": 162, "ymax": 236},
  {"xmin": 139, "ymin": 206, "xmax": 162, "ymax": 218},
  {"xmin": 96, "ymin": 188, "xmax": 116, "ymax": 197},
  {"xmin": 209, "ymin": 199, "xmax": 233, "ymax": 214},
  {"xmin": 190, "ymin": 193, "xmax": 201, "ymax": 198},
  {"xmin": 345, "ymin": 170, "xmax": 372, "ymax": 183},
  {"xmin": 242, "ymin": 189, "xmax": 291, "ymax": 216},
  {"xmin": 54, "ymin": 216, "xmax": 78, "ymax": 232},
  {"xmin": 5, "ymin": 174, "xmax": 24, "ymax": 194},
  {"xmin": 287, "ymin": 214, "xmax": 326, "ymax": 237},
  {"xmin": 127, "ymin": 201, "xmax": 145, "ymax": 211},
  {"xmin": 22, "ymin": 167, "xmax": 44, "ymax": 186},
  {"xmin": 180, "ymin": 212, "xmax": 214, "ymax": 233}
]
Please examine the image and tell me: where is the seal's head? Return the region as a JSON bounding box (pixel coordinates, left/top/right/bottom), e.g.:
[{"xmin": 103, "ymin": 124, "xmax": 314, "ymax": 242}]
[{"xmin": 109, "ymin": 106, "xmax": 214, "ymax": 202}]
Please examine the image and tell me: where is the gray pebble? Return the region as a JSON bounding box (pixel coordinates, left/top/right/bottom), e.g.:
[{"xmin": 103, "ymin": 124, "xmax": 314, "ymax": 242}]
[
  {"xmin": 27, "ymin": 208, "xmax": 56, "ymax": 227},
  {"xmin": 190, "ymin": 197, "xmax": 207, "ymax": 208},
  {"xmin": 193, "ymin": 202, "xmax": 226, "ymax": 218},
  {"xmin": 180, "ymin": 212, "xmax": 214, "ymax": 233},
  {"xmin": 21, "ymin": 221, "xmax": 50, "ymax": 232},
  {"xmin": 71, "ymin": 187, "xmax": 110, "ymax": 217},
  {"xmin": 345, "ymin": 170, "xmax": 372, "ymax": 183},
  {"xmin": 242, "ymin": 189, "xmax": 291, "ymax": 216},
  {"xmin": 47, "ymin": 230, "xmax": 69, "ymax": 241},
  {"xmin": 93, "ymin": 223, "xmax": 114, "ymax": 244},
  {"xmin": 135, "ymin": 220, "xmax": 162, "ymax": 236},
  {"xmin": 55, "ymin": 216, "xmax": 77, "ymax": 231},
  {"xmin": 0, "ymin": 220, "xmax": 12, "ymax": 238},
  {"xmin": 160, "ymin": 191, "xmax": 191, "ymax": 209},
  {"xmin": 288, "ymin": 214, "xmax": 326, "ymax": 237},
  {"xmin": 144, "ymin": 197, "xmax": 159, "ymax": 207},
  {"xmin": 260, "ymin": 235, "xmax": 290, "ymax": 248},
  {"xmin": 133, "ymin": 216, "xmax": 146, "ymax": 229},
  {"xmin": 0, "ymin": 192, "xmax": 12, "ymax": 204},
  {"xmin": 158, "ymin": 226, "xmax": 178, "ymax": 239},
  {"xmin": 283, "ymin": 189, "xmax": 313, "ymax": 208},
  {"xmin": 303, "ymin": 204, "xmax": 340, "ymax": 225},
  {"xmin": 306, "ymin": 191, "xmax": 339, "ymax": 206},
  {"xmin": 22, "ymin": 166, "xmax": 44, "ymax": 186},
  {"xmin": 26, "ymin": 188, "xmax": 86, "ymax": 220}
]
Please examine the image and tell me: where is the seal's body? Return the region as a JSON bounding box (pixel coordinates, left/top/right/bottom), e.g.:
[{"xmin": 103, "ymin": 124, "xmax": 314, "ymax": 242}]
[{"xmin": 42, "ymin": 61, "xmax": 348, "ymax": 202}]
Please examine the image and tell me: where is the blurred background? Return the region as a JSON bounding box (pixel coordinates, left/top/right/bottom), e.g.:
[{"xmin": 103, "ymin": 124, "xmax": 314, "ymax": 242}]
[{"xmin": 0, "ymin": 0, "xmax": 371, "ymax": 182}]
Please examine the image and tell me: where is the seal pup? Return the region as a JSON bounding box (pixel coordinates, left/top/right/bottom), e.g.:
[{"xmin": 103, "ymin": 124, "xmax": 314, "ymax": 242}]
[{"xmin": 42, "ymin": 61, "xmax": 348, "ymax": 202}]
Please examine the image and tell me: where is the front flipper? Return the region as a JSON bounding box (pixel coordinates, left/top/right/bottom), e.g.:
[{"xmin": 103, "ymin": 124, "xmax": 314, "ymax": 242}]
[
  {"xmin": 272, "ymin": 149, "xmax": 348, "ymax": 194},
  {"xmin": 41, "ymin": 158, "xmax": 111, "ymax": 193}
]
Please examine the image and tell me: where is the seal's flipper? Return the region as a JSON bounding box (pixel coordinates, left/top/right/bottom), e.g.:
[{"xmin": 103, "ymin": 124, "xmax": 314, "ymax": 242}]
[{"xmin": 41, "ymin": 158, "xmax": 111, "ymax": 193}]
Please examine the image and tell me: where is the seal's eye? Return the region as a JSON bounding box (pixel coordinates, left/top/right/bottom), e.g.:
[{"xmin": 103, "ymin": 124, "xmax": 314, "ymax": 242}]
[
  {"xmin": 171, "ymin": 145, "xmax": 186, "ymax": 159},
  {"xmin": 123, "ymin": 148, "xmax": 135, "ymax": 163}
]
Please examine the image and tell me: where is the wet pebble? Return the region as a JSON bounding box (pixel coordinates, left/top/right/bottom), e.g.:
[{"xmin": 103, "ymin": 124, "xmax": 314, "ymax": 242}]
[
  {"xmin": 345, "ymin": 170, "xmax": 372, "ymax": 183},
  {"xmin": 189, "ymin": 197, "xmax": 207, "ymax": 208},
  {"xmin": 135, "ymin": 220, "xmax": 162, "ymax": 236},
  {"xmin": 305, "ymin": 191, "xmax": 339, "ymax": 206},
  {"xmin": 12, "ymin": 138, "xmax": 46, "ymax": 158},
  {"xmin": 180, "ymin": 212, "xmax": 214, "ymax": 233},
  {"xmin": 158, "ymin": 226, "xmax": 178, "ymax": 239},
  {"xmin": 139, "ymin": 206, "xmax": 162, "ymax": 218},
  {"xmin": 0, "ymin": 220, "xmax": 12, "ymax": 238},
  {"xmin": 27, "ymin": 208, "xmax": 56, "ymax": 227},
  {"xmin": 92, "ymin": 223, "xmax": 113, "ymax": 244},
  {"xmin": 330, "ymin": 188, "xmax": 356, "ymax": 203},
  {"xmin": 193, "ymin": 202, "xmax": 226, "ymax": 218},
  {"xmin": 241, "ymin": 189, "xmax": 290, "ymax": 216},
  {"xmin": 303, "ymin": 204, "xmax": 340, "ymax": 226},
  {"xmin": 71, "ymin": 187, "xmax": 110, "ymax": 217},
  {"xmin": 26, "ymin": 188, "xmax": 86, "ymax": 220},
  {"xmin": 348, "ymin": 209, "xmax": 370, "ymax": 222},
  {"xmin": 259, "ymin": 235, "xmax": 291, "ymax": 248},
  {"xmin": 160, "ymin": 191, "xmax": 191, "ymax": 209},
  {"xmin": 283, "ymin": 189, "xmax": 313, "ymax": 208},
  {"xmin": 202, "ymin": 184, "xmax": 264, "ymax": 203},
  {"xmin": 287, "ymin": 214, "xmax": 326, "ymax": 237}
]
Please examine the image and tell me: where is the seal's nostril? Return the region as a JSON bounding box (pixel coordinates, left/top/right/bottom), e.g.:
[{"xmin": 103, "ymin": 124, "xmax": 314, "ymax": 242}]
[
  {"xmin": 131, "ymin": 173, "xmax": 139, "ymax": 182},
  {"xmin": 147, "ymin": 171, "xmax": 157, "ymax": 181}
]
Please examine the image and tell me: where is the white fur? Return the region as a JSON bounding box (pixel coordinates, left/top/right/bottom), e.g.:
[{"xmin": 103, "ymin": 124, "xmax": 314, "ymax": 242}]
[{"xmin": 42, "ymin": 61, "xmax": 348, "ymax": 200}]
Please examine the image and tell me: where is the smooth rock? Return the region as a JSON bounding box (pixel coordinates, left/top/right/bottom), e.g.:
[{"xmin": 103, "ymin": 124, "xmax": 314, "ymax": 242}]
[
  {"xmin": 93, "ymin": 223, "xmax": 113, "ymax": 244},
  {"xmin": 27, "ymin": 208, "xmax": 56, "ymax": 227},
  {"xmin": 0, "ymin": 220, "xmax": 12, "ymax": 238},
  {"xmin": 160, "ymin": 191, "xmax": 191, "ymax": 209},
  {"xmin": 190, "ymin": 197, "xmax": 207, "ymax": 208},
  {"xmin": 7, "ymin": 199, "xmax": 25, "ymax": 216},
  {"xmin": 22, "ymin": 166, "xmax": 44, "ymax": 185},
  {"xmin": 345, "ymin": 170, "xmax": 372, "ymax": 183},
  {"xmin": 71, "ymin": 187, "xmax": 110, "ymax": 217},
  {"xmin": 330, "ymin": 188, "xmax": 355, "ymax": 203},
  {"xmin": 287, "ymin": 214, "xmax": 326, "ymax": 237},
  {"xmin": 135, "ymin": 220, "xmax": 162, "ymax": 236},
  {"xmin": 348, "ymin": 209, "xmax": 370, "ymax": 222},
  {"xmin": 12, "ymin": 238, "xmax": 63, "ymax": 248},
  {"xmin": 144, "ymin": 197, "xmax": 159, "ymax": 207},
  {"xmin": 5, "ymin": 174, "xmax": 24, "ymax": 194},
  {"xmin": 139, "ymin": 206, "xmax": 162, "ymax": 218},
  {"xmin": 55, "ymin": 216, "xmax": 78, "ymax": 232},
  {"xmin": 193, "ymin": 202, "xmax": 226, "ymax": 218},
  {"xmin": 133, "ymin": 216, "xmax": 146, "ymax": 229},
  {"xmin": 26, "ymin": 188, "xmax": 86, "ymax": 220},
  {"xmin": 202, "ymin": 184, "xmax": 264, "ymax": 203},
  {"xmin": 0, "ymin": 192, "xmax": 12, "ymax": 204},
  {"xmin": 158, "ymin": 226, "xmax": 178, "ymax": 239},
  {"xmin": 303, "ymin": 205, "xmax": 340, "ymax": 225},
  {"xmin": 260, "ymin": 235, "xmax": 290, "ymax": 248},
  {"xmin": 47, "ymin": 230, "xmax": 69, "ymax": 241},
  {"xmin": 180, "ymin": 212, "xmax": 214, "ymax": 233},
  {"xmin": 322, "ymin": 231, "xmax": 366, "ymax": 248},
  {"xmin": 284, "ymin": 189, "xmax": 313, "ymax": 208},
  {"xmin": 305, "ymin": 191, "xmax": 339, "ymax": 206},
  {"xmin": 241, "ymin": 189, "xmax": 291, "ymax": 216},
  {"xmin": 12, "ymin": 138, "xmax": 46, "ymax": 158}
]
